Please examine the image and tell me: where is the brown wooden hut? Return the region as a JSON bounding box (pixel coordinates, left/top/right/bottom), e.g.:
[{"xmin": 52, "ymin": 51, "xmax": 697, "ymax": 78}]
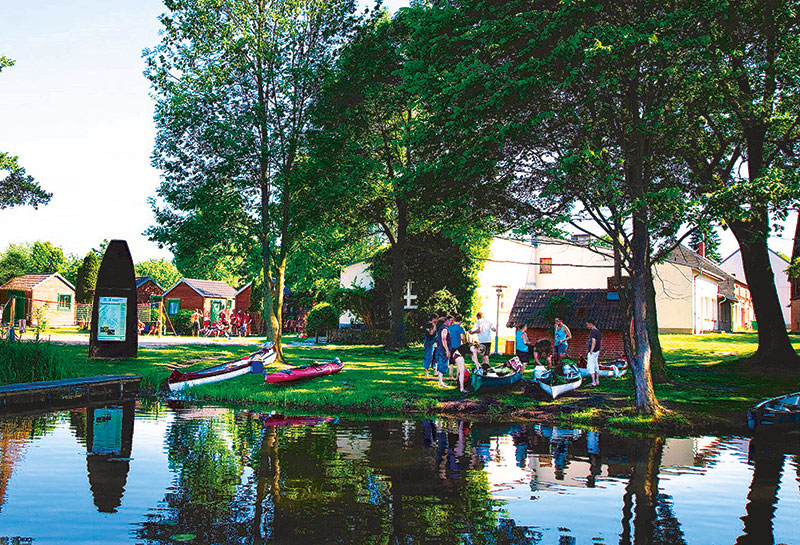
[
  {"xmin": 161, "ymin": 278, "xmax": 237, "ymax": 323},
  {"xmin": 0, "ymin": 273, "xmax": 76, "ymax": 328}
]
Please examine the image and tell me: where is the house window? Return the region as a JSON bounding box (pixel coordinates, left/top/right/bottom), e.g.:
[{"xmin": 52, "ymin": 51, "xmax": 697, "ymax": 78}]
[
  {"xmin": 404, "ymin": 280, "xmax": 418, "ymax": 310},
  {"xmin": 57, "ymin": 294, "xmax": 71, "ymax": 311},
  {"xmin": 167, "ymin": 299, "xmax": 180, "ymax": 315},
  {"xmin": 540, "ymin": 258, "xmax": 552, "ymax": 274}
]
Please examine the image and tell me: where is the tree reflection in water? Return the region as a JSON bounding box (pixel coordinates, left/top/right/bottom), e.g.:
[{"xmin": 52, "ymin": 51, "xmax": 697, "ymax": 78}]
[
  {"xmin": 735, "ymin": 436, "xmax": 785, "ymax": 545},
  {"xmin": 128, "ymin": 408, "xmax": 798, "ymax": 545},
  {"xmin": 137, "ymin": 410, "xmax": 262, "ymax": 544}
]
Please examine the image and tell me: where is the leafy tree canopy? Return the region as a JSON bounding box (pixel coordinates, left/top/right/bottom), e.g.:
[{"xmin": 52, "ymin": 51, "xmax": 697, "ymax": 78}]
[{"xmin": 135, "ymin": 258, "xmax": 182, "ymax": 291}]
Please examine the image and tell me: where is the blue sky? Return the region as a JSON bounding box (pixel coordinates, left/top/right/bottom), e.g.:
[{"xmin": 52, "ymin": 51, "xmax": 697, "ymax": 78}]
[
  {"xmin": 1, "ymin": 0, "xmax": 795, "ymax": 264},
  {"xmin": 0, "ymin": 0, "xmax": 409, "ymax": 262}
]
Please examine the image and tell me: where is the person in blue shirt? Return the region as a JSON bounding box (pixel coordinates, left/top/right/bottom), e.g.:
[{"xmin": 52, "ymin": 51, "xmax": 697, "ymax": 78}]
[
  {"xmin": 448, "ymin": 315, "xmax": 466, "ymax": 379},
  {"xmin": 553, "ymin": 317, "xmax": 572, "ymax": 373},
  {"xmin": 435, "ymin": 316, "xmax": 453, "ymax": 387},
  {"xmin": 515, "ymin": 324, "xmax": 531, "ymax": 370}
]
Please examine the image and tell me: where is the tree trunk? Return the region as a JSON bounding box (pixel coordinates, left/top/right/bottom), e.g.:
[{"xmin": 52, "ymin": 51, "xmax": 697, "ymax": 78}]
[
  {"xmin": 646, "ymin": 267, "xmax": 668, "ymax": 382},
  {"xmin": 388, "ymin": 198, "xmax": 408, "ymax": 348},
  {"xmin": 728, "ymin": 216, "xmax": 800, "ymax": 367},
  {"xmin": 260, "ymin": 181, "xmax": 280, "ymax": 347},
  {"xmin": 735, "ymin": 436, "xmax": 784, "ymax": 545}
]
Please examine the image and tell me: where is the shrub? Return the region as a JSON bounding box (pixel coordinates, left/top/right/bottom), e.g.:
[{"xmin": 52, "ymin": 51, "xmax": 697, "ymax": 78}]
[
  {"xmin": 0, "ymin": 340, "xmax": 68, "ymax": 384},
  {"xmin": 171, "ymin": 309, "xmax": 195, "ymax": 335},
  {"xmin": 304, "ymin": 302, "xmax": 339, "ymax": 339}
]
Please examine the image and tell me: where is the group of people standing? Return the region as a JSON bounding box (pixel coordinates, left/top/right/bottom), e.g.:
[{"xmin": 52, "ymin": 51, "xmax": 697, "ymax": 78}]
[
  {"xmin": 422, "ymin": 313, "xmax": 494, "ymax": 392},
  {"xmin": 425, "ymin": 312, "xmax": 604, "ymax": 389}
]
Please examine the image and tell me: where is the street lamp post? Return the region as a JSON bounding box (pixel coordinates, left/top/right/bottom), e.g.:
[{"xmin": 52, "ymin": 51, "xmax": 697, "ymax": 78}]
[{"xmin": 493, "ymin": 285, "xmax": 506, "ymax": 354}]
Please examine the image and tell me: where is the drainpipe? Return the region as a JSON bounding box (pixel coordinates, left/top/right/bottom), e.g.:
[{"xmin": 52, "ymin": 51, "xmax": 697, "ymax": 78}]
[{"xmin": 692, "ymin": 272, "xmax": 699, "ymax": 334}]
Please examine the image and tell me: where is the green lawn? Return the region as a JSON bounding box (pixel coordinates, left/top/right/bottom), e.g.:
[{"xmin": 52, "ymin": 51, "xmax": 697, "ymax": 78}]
[{"xmin": 4, "ymin": 332, "xmax": 800, "ymax": 433}]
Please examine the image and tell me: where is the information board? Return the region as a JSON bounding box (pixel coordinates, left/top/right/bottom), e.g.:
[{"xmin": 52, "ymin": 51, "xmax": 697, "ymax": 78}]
[{"xmin": 97, "ymin": 296, "xmax": 127, "ymax": 341}]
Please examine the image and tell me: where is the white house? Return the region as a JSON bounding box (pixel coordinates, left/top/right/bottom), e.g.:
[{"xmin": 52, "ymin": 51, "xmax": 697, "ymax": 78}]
[
  {"xmin": 339, "ymin": 235, "xmax": 753, "ymax": 339},
  {"xmin": 719, "ymin": 248, "xmax": 790, "ymax": 328}
]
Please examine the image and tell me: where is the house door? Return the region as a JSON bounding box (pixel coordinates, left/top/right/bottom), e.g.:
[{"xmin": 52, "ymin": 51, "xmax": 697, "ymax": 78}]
[
  {"xmin": 9, "ymin": 290, "xmax": 26, "ymax": 321},
  {"xmin": 719, "ymin": 301, "xmax": 732, "ymax": 332},
  {"xmin": 210, "ymin": 300, "xmax": 224, "ymax": 323}
]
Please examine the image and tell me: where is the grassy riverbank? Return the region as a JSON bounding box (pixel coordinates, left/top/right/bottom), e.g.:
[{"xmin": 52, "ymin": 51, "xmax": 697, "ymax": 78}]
[{"xmin": 3, "ymin": 333, "xmax": 800, "ymax": 434}]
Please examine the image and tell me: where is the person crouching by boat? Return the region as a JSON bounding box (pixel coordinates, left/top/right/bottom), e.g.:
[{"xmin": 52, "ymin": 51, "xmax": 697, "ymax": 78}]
[
  {"xmin": 434, "ymin": 316, "xmax": 453, "ymax": 388},
  {"xmin": 532, "ymin": 338, "xmax": 553, "ymax": 368},
  {"xmin": 515, "ymin": 324, "xmax": 531, "ymax": 372},
  {"xmin": 452, "ymin": 341, "xmax": 485, "ymax": 393},
  {"xmin": 553, "ymin": 317, "xmax": 572, "ymax": 374},
  {"xmin": 422, "ymin": 315, "xmax": 437, "ymax": 378},
  {"xmin": 585, "ymin": 319, "xmax": 601, "ymax": 386}
]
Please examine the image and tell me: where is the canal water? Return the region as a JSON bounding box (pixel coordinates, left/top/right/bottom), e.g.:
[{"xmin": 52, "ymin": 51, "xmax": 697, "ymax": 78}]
[{"xmin": 0, "ymin": 403, "xmax": 798, "ymax": 545}]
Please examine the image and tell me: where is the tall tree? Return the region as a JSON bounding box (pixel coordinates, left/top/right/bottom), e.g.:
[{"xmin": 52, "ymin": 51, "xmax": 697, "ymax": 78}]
[
  {"xmin": 76, "ymin": 252, "xmax": 99, "ymax": 303},
  {"xmin": 681, "ymin": 0, "xmax": 800, "ymax": 366},
  {"xmin": 405, "ymin": 0, "xmax": 708, "ymax": 412},
  {"xmin": 145, "ymin": 0, "xmax": 358, "ymax": 358},
  {"xmin": 28, "ymin": 241, "xmax": 66, "ymax": 274},
  {"xmin": 307, "ymin": 10, "xmax": 506, "ymax": 347},
  {"xmin": 135, "ymin": 258, "xmax": 182, "ymax": 291},
  {"xmin": 0, "ymin": 56, "xmax": 51, "ymax": 211},
  {"xmin": 0, "ymin": 244, "xmax": 30, "ymax": 284}
]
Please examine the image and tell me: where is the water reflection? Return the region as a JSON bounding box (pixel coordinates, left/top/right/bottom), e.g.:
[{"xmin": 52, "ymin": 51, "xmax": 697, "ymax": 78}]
[{"xmin": 0, "ymin": 406, "xmax": 799, "ymax": 544}]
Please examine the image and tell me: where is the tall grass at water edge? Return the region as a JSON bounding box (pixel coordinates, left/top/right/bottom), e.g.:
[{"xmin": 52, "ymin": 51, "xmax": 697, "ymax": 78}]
[{"xmin": 0, "ymin": 340, "xmax": 69, "ymax": 384}]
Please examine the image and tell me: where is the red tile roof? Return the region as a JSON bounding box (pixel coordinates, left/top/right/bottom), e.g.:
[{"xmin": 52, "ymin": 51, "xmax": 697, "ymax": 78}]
[
  {"xmin": 0, "ymin": 273, "xmax": 75, "ymax": 292},
  {"xmin": 507, "ymin": 288, "xmax": 624, "ymax": 330},
  {"xmin": 181, "ymin": 278, "xmax": 237, "ymax": 299}
]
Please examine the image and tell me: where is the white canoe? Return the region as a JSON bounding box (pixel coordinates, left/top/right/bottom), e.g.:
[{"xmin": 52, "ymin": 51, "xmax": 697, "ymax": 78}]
[{"xmin": 537, "ymin": 364, "xmax": 582, "ymax": 399}]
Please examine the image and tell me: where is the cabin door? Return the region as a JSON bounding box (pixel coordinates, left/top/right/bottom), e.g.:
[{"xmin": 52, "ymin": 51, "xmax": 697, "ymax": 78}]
[
  {"xmin": 9, "ymin": 290, "xmax": 26, "ymax": 321},
  {"xmin": 210, "ymin": 300, "xmax": 224, "ymax": 323}
]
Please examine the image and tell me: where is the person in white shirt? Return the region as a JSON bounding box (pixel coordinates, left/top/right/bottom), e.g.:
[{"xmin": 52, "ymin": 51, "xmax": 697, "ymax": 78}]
[{"xmin": 470, "ymin": 312, "xmax": 496, "ymax": 365}]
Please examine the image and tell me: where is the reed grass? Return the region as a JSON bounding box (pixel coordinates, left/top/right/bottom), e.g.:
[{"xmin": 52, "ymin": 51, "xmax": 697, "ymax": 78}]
[{"xmin": 0, "ymin": 339, "xmax": 70, "ymax": 384}]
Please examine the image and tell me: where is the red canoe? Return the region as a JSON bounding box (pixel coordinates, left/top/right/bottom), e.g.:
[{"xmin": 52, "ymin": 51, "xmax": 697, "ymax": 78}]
[
  {"xmin": 264, "ymin": 358, "xmax": 343, "ymax": 384},
  {"xmin": 261, "ymin": 413, "xmax": 336, "ymax": 427}
]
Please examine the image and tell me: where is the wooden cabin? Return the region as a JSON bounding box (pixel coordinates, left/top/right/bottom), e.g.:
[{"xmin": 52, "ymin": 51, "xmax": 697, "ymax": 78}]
[
  {"xmin": 235, "ymin": 282, "xmax": 252, "ymax": 311},
  {"xmin": 0, "ymin": 273, "xmax": 76, "ymax": 328},
  {"xmin": 161, "ymin": 278, "xmax": 237, "ymax": 323},
  {"xmin": 135, "ymin": 276, "xmax": 165, "ymax": 305}
]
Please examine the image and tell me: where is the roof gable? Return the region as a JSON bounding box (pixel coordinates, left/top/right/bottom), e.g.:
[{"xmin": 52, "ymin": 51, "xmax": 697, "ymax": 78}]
[
  {"xmin": 507, "ymin": 288, "xmax": 624, "ymax": 329},
  {"xmin": 135, "ymin": 276, "xmax": 165, "ymax": 292},
  {"xmin": 180, "ymin": 278, "xmax": 237, "ymax": 299},
  {"xmin": 0, "ymin": 273, "xmax": 75, "ymax": 293}
]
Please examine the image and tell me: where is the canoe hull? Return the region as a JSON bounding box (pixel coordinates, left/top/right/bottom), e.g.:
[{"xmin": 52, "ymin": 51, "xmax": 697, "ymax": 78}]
[
  {"xmin": 471, "ymin": 368, "xmax": 522, "ymax": 392},
  {"xmin": 537, "ymin": 364, "xmax": 582, "ymax": 399},
  {"xmin": 577, "ymin": 359, "xmax": 628, "ymax": 378},
  {"xmin": 168, "ymin": 343, "xmax": 277, "ymax": 391},
  {"xmin": 265, "ymin": 358, "xmax": 343, "ymax": 384},
  {"xmin": 747, "ymin": 392, "xmax": 800, "ymax": 431}
]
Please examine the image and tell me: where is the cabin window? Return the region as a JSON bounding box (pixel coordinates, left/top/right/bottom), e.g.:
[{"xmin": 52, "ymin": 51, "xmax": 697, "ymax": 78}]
[
  {"xmin": 540, "ymin": 257, "xmax": 552, "ymax": 274},
  {"xmin": 226, "ymin": 299, "xmax": 233, "ymax": 309},
  {"xmin": 167, "ymin": 299, "xmax": 180, "ymax": 315},
  {"xmin": 57, "ymin": 294, "xmax": 71, "ymax": 311}
]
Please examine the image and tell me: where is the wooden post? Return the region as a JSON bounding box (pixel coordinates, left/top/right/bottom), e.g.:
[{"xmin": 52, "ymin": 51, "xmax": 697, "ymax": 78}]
[
  {"xmin": 158, "ymin": 301, "xmax": 163, "ymax": 337},
  {"xmin": 8, "ymin": 296, "xmax": 15, "ymax": 342}
]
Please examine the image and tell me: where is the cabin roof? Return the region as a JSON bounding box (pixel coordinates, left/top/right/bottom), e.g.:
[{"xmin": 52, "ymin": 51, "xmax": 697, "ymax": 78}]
[
  {"xmin": 0, "ymin": 273, "xmax": 75, "ymax": 293},
  {"xmin": 507, "ymin": 288, "xmax": 624, "ymax": 330}
]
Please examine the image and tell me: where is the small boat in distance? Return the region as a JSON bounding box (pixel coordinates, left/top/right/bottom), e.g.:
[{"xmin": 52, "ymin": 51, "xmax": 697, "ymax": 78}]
[
  {"xmin": 261, "ymin": 412, "xmax": 337, "ymax": 427},
  {"xmin": 471, "ymin": 357, "xmax": 524, "ymax": 393},
  {"xmin": 264, "ymin": 358, "xmax": 344, "ymax": 385},
  {"xmin": 537, "ymin": 364, "xmax": 582, "ymax": 399},
  {"xmin": 168, "ymin": 342, "xmax": 277, "ymax": 392},
  {"xmin": 747, "ymin": 391, "xmax": 800, "ymax": 431}
]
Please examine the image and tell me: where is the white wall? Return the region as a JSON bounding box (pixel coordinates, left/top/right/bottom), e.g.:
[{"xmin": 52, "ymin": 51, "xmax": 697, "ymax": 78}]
[
  {"xmin": 339, "ymin": 261, "xmax": 373, "ymax": 326},
  {"xmin": 720, "ymin": 249, "xmax": 790, "ymax": 327},
  {"xmin": 694, "ymin": 275, "xmax": 719, "ymax": 333}
]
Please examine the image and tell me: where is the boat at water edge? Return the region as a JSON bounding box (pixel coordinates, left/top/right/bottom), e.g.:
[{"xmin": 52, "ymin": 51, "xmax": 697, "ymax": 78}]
[
  {"xmin": 471, "ymin": 357, "xmax": 524, "ymax": 393},
  {"xmin": 747, "ymin": 391, "xmax": 800, "ymax": 431},
  {"xmin": 264, "ymin": 358, "xmax": 344, "ymax": 384},
  {"xmin": 167, "ymin": 342, "xmax": 277, "ymax": 392},
  {"xmin": 537, "ymin": 364, "xmax": 582, "ymax": 399}
]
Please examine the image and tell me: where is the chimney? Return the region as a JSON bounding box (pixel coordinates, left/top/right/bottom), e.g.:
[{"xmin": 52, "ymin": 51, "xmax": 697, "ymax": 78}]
[{"xmin": 698, "ymin": 241, "xmax": 706, "ymax": 258}]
